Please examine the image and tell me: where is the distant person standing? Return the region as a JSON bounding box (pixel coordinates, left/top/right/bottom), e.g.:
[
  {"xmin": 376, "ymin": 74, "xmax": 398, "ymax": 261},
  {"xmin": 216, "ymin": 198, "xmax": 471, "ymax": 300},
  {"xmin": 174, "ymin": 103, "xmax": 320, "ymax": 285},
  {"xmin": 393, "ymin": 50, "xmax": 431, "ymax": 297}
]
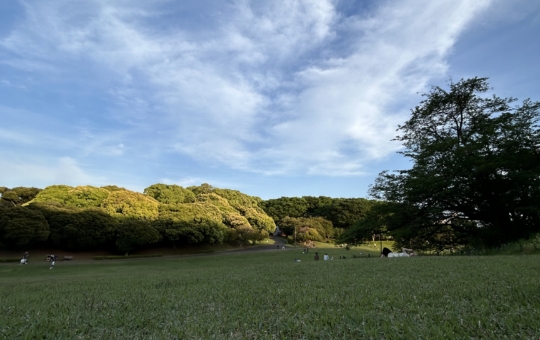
[
  {"xmin": 323, "ymin": 253, "xmax": 329, "ymax": 261},
  {"xmin": 48, "ymin": 254, "xmax": 57, "ymax": 269},
  {"xmin": 314, "ymin": 252, "xmax": 319, "ymax": 261},
  {"xmin": 22, "ymin": 251, "xmax": 29, "ymax": 264}
]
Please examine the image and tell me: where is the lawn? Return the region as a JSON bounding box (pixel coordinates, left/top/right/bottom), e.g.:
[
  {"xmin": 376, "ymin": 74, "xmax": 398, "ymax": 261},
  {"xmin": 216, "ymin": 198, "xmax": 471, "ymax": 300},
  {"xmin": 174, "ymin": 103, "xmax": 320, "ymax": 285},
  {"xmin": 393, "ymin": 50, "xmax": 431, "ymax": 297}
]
[{"xmin": 1, "ymin": 249, "xmax": 539, "ymax": 339}]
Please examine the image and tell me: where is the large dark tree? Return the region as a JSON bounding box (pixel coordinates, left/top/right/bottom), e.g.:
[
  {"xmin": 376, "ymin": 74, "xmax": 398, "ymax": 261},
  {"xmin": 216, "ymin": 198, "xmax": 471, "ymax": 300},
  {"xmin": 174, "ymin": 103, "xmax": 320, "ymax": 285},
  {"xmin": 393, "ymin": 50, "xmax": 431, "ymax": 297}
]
[{"xmin": 370, "ymin": 77, "xmax": 540, "ymax": 248}]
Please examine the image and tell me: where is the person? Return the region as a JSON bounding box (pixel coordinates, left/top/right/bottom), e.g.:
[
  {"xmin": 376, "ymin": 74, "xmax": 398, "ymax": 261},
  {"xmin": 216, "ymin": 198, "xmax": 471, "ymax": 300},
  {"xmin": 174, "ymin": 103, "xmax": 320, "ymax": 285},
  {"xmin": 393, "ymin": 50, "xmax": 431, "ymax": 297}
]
[
  {"xmin": 314, "ymin": 252, "xmax": 319, "ymax": 261},
  {"xmin": 49, "ymin": 254, "xmax": 57, "ymax": 269},
  {"xmin": 21, "ymin": 251, "xmax": 29, "ymax": 264},
  {"xmin": 381, "ymin": 247, "xmax": 417, "ymax": 258},
  {"xmin": 323, "ymin": 253, "xmax": 329, "ymax": 261}
]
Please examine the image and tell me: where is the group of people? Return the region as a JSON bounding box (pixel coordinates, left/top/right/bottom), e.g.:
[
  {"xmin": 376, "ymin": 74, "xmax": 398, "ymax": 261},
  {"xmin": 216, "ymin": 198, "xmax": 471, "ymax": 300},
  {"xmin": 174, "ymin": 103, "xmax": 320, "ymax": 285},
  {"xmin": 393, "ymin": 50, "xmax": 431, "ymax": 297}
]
[
  {"xmin": 381, "ymin": 247, "xmax": 416, "ymax": 257},
  {"xmin": 310, "ymin": 247, "xmax": 416, "ymax": 261},
  {"xmin": 313, "ymin": 252, "xmax": 333, "ymax": 261},
  {"xmin": 20, "ymin": 252, "xmax": 58, "ymax": 269}
]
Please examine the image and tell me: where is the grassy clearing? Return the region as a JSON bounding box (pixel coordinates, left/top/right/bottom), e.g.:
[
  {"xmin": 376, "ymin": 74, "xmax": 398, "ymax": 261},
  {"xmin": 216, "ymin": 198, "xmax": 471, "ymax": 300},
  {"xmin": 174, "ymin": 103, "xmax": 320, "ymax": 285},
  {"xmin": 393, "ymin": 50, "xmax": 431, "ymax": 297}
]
[{"xmin": 1, "ymin": 250, "xmax": 539, "ymax": 339}]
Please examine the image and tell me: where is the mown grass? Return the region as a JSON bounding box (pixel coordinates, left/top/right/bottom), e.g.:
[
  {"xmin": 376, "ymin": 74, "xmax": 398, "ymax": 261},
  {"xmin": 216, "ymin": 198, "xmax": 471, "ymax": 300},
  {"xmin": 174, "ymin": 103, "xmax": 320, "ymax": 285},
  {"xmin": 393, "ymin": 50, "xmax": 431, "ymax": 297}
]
[{"xmin": 1, "ymin": 250, "xmax": 539, "ymax": 339}]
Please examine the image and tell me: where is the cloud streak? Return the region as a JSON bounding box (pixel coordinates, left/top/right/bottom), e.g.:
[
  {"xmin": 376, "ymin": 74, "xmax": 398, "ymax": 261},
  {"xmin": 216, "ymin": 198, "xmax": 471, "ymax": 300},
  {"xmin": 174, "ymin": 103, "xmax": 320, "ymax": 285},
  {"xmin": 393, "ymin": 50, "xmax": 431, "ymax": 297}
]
[{"xmin": 0, "ymin": 0, "xmax": 492, "ymax": 181}]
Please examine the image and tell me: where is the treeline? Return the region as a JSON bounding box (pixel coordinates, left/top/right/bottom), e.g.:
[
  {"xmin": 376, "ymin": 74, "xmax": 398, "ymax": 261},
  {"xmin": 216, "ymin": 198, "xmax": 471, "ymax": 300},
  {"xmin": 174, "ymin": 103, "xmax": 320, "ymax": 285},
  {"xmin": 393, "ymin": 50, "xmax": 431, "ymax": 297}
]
[
  {"xmin": 0, "ymin": 184, "xmax": 275, "ymax": 254},
  {"xmin": 259, "ymin": 196, "xmax": 376, "ymax": 243}
]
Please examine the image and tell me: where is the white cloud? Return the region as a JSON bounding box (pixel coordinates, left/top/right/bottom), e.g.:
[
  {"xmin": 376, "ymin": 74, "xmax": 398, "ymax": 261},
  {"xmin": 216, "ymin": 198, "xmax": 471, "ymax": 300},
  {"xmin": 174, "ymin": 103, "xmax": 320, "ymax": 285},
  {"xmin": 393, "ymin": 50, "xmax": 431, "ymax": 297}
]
[
  {"xmin": 0, "ymin": 156, "xmax": 107, "ymax": 188},
  {"xmin": 0, "ymin": 0, "xmax": 493, "ymax": 177}
]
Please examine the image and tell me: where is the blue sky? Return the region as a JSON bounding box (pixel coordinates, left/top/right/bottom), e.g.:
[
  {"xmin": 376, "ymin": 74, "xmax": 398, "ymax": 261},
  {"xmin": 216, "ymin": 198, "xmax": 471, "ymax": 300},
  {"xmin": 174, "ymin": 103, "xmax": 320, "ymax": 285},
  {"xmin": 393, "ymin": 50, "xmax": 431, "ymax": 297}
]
[{"xmin": 0, "ymin": 0, "xmax": 539, "ymax": 199}]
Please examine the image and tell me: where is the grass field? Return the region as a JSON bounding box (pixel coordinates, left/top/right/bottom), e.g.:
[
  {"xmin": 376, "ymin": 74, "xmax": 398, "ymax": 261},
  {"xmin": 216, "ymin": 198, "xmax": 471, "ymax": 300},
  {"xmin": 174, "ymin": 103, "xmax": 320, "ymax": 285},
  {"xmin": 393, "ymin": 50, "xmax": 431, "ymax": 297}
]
[{"xmin": 1, "ymin": 248, "xmax": 539, "ymax": 339}]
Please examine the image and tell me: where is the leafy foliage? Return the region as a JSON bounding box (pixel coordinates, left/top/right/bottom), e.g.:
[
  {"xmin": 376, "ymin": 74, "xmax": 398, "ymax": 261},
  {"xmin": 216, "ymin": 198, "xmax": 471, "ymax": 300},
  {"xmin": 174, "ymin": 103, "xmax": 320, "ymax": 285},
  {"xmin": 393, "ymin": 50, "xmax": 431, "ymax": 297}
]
[
  {"xmin": 370, "ymin": 77, "xmax": 540, "ymax": 248},
  {"xmin": 32, "ymin": 185, "xmax": 110, "ymax": 208},
  {"xmin": 260, "ymin": 196, "xmax": 376, "ymax": 239},
  {"xmin": 29, "ymin": 203, "xmax": 117, "ymax": 250},
  {"xmin": 279, "ymin": 216, "xmax": 330, "ymax": 242},
  {"xmin": 0, "ymin": 187, "xmax": 41, "ymax": 206},
  {"xmin": 115, "ymin": 219, "xmax": 162, "ymax": 255},
  {"xmin": 154, "ymin": 202, "xmax": 227, "ymax": 246},
  {"xmin": 101, "ymin": 190, "xmax": 159, "ymax": 220},
  {"xmin": 144, "ymin": 184, "xmax": 196, "ymax": 204},
  {"xmin": 0, "ymin": 206, "xmax": 49, "ymax": 247},
  {"xmin": 0, "ymin": 183, "xmax": 276, "ymax": 251},
  {"xmin": 259, "ymin": 197, "xmax": 309, "ymax": 223}
]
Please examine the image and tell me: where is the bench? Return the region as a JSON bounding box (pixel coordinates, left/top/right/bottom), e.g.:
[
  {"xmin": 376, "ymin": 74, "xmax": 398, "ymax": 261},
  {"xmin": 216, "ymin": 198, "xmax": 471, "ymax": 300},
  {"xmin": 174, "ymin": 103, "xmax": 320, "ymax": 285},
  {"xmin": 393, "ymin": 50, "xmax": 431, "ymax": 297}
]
[{"xmin": 63, "ymin": 256, "xmax": 73, "ymax": 261}]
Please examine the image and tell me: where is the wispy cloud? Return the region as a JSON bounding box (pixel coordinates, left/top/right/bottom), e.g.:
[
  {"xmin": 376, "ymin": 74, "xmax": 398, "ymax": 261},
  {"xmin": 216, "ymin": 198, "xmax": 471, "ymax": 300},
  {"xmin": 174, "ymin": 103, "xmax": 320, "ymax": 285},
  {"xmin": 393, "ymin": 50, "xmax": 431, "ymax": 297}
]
[
  {"xmin": 0, "ymin": 156, "xmax": 107, "ymax": 188},
  {"xmin": 0, "ymin": 0, "xmax": 492, "ymax": 180}
]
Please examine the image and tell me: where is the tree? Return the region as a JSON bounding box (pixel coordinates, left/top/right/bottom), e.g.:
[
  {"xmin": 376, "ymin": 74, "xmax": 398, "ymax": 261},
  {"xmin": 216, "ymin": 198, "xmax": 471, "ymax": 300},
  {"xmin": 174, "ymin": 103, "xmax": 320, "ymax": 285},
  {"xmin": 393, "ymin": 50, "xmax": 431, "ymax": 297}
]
[
  {"xmin": 31, "ymin": 185, "xmax": 110, "ymax": 208},
  {"xmin": 316, "ymin": 198, "xmax": 375, "ymax": 229},
  {"xmin": 370, "ymin": 77, "xmax": 540, "ymax": 248},
  {"xmin": 0, "ymin": 206, "xmax": 50, "ymax": 247},
  {"xmin": 259, "ymin": 197, "xmax": 309, "ymax": 223},
  {"xmin": 0, "ymin": 187, "xmax": 42, "ymax": 206},
  {"xmin": 155, "ymin": 202, "xmax": 226, "ymax": 247},
  {"xmin": 144, "ymin": 184, "xmax": 196, "ymax": 204},
  {"xmin": 279, "ymin": 217, "xmax": 326, "ymax": 242},
  {"xmin": 101, "ymin": 190, "xmax": 159, "ymax": 220},
  {"xmin": 29, "ymin": 203, "xmax": 117, "ymax": 250},
  {"xmin": 115, "ymin": 219, "xmax": 161, "ymax": 255}
]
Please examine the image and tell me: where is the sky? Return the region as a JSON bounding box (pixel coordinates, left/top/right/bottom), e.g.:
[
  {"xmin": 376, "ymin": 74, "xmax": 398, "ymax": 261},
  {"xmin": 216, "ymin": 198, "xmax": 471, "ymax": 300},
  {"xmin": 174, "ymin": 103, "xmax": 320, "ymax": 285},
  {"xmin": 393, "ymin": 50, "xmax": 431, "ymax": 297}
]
[{"xmin": 0, "ymin": 0, "xmax": 539, "ymax": 200}]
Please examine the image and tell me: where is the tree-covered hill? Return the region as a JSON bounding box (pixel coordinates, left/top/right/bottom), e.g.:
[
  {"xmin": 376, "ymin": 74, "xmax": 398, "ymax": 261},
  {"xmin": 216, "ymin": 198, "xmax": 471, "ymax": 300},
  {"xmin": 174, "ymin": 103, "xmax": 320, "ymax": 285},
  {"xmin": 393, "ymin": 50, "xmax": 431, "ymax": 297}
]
[{"xmin": 0, "ymin": 183, "xmax": 276, "ymax": 254}]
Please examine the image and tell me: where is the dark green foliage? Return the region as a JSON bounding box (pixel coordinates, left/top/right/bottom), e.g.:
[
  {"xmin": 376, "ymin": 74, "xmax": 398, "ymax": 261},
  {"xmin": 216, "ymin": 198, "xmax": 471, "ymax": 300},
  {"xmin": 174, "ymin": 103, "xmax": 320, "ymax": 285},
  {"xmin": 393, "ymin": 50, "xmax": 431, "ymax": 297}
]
[
  {"xmin": 155, "ymin": 203, "xmax": 227, "ymax": 246},
  {"xmin": 225, "ymin": 226, "xmax": 268, "ymax": 245},
  {"xmin": 371, "ymin": 77, "xmax": 540, "ymax": 248},
  {"xmin": 260, "ymin": 196, "xmax": 375, "ymax": 239},
  {"xmin": 28, "ymin": 203, "xmax": 117, "ymax": 250},
  {"xmin": 315, "ymin": 198, "xmax": 375, "ymax": 229},
  {"xmin": 144, "ymin": 184, "xmax": 196, "ymax": 204},
  {"xmin": 259, "ymin": 197, "xmax": 309, "ymax": 223},
  {"xmin": 115, "ymin": 219, "xmax": 162, "ymax": 255},
  {"xmin": 187, "ymin": 183, "xmax": 214, "ymax": 195},
  {"xmin": 279, "ymin": 216, "xmax": 328, "ymax": 242},
  {"xmin": 0, "ymin": 206, "xmax": 49, "ymax": 247},
  {"xmin": 0, "ymin": 187, "xmax": 41, "ymax": 206}
]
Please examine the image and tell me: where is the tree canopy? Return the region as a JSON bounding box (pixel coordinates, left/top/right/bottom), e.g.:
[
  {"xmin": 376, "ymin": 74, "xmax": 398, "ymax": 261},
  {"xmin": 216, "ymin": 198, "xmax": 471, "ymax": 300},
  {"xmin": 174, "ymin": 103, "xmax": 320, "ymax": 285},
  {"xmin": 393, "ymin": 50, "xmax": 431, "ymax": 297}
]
[
  {"xmin": 366, "ymin": 77, "xmax": 540, "ymax": 249},
  {"xmin": 1, "ymin": 183, "xmax": 278, "ymax": 252},
  {"xmin": 0, "ymin": 187, "xmax": 41, "ymax": 206},
  {"xmin": 0, "ymin": 205, "xmax": 49, "ymax": 247}
]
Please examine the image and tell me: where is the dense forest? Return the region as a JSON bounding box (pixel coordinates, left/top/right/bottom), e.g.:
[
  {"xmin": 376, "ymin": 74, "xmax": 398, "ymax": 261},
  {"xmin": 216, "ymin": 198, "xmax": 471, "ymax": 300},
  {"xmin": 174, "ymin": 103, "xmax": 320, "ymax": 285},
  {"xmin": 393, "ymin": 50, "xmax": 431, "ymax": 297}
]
[
  {"xmin": 0, "ymin": 184, "xmax": 273, "ymax": 254},
  {"xmin": 0, "ymin": 184, "xmax": 376, "ymax": 254}
]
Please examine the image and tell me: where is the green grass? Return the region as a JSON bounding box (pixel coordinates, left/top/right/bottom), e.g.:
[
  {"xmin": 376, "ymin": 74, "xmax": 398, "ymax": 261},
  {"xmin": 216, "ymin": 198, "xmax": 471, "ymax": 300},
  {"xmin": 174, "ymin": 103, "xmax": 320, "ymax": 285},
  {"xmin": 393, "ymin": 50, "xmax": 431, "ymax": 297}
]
[{"xmin": 1, "ymin": 250, "xmax": 539, "ymax": 339}]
